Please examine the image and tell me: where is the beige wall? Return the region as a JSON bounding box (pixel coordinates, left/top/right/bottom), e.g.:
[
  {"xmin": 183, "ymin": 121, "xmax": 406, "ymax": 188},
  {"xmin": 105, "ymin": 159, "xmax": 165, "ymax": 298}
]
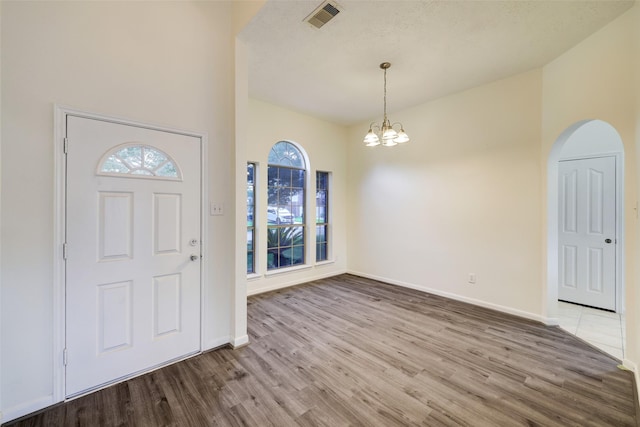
[
  {"xmin": 244, "ymin": 98, "xmax": 348, "ymax": 295},
  {"xmin": 1, "ymin": 1, "xmax": 237, "ymax": 420},
  {"xmin": 541, "ymin": 4, "xmax": 638, "ymax": 373},
  {"xmin": 347, "ymin": 70, "xmax": 544, "ymax": 320}
]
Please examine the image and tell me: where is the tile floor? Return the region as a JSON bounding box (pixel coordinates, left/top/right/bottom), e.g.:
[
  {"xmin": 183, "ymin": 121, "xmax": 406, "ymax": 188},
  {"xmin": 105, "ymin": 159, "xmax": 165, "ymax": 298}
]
[{"xmin": 557, "ymin": 301, "xmax": 625, "ymax": 360}]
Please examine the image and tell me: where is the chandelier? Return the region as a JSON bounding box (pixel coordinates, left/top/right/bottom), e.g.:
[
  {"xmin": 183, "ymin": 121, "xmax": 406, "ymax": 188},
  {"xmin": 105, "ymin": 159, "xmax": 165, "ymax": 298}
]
[{"xmin": 363, "ymin": 62, "xmax": 410, "ymax": 147}]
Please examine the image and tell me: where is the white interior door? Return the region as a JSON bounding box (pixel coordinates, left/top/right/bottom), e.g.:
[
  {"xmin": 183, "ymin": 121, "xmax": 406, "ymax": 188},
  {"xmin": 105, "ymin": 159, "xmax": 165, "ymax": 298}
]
[
  {"xmin": 65, "ymin": 116, "xmax": 202, "ymax": 397},
  {"xmin": 558, "ymin": 156, "xmax": 616, "ymax": 311}
]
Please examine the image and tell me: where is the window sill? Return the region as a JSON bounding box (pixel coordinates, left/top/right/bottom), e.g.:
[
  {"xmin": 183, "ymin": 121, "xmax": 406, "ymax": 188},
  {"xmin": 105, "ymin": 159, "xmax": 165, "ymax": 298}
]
[
  {"xmin": 264, "ymin": 264, "xmax": 312, "ymax": 277},
  {"xmin": 315, "ymin": 259, "xmax": 335, "ymax": 267},
  {"xmin": 246, "ymin": 273, "xmax": 261, "ymax": 280}
]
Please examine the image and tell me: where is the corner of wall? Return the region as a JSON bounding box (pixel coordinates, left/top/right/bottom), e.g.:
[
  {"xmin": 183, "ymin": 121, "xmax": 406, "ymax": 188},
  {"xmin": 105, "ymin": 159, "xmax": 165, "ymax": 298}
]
[
  {"xmin": 622, "ymin": 358, "xmax": 640, "ymax": 409},
  {"xmin": 233, "ymin": 36, "xmax": 249, "ymax": 349},
  {"xmin": 232, "ymin": 0, "xmax": 266, "ymax": 35}
]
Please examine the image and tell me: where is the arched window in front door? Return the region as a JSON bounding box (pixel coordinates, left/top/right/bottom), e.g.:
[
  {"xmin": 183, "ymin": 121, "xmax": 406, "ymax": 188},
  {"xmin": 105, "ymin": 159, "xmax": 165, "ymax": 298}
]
[{"xmin": 97, "ymin": 143, "xmax": 181, "ymax": 180}]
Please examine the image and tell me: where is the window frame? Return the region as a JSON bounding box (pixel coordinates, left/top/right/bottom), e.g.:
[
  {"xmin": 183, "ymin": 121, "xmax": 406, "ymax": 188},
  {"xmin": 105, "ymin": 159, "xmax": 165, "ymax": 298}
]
[
  {"xmin": 315, "ymin": 171, "xmax": 330, "ymax": 262},
  {"xmin": 266, "ymin": 141, "xmax": 308, "ymax": 272},
  {"xmin": 247, "ymin": 162, "xmax": 256, "ymax": 275}
]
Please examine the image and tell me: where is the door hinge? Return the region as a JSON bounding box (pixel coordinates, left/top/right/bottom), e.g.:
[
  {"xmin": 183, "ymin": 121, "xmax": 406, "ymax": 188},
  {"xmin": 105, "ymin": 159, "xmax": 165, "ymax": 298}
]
[
  {"xmin": 63, "ymin": 348, "xmax": 68, "ymax": 366},
  {"xmin": 62, "ymin": 243, "xmax": 68, "ymax": 260},
  {"xmin": 63, "ymin": 137, "xmax": 68, "ymax": 154}
]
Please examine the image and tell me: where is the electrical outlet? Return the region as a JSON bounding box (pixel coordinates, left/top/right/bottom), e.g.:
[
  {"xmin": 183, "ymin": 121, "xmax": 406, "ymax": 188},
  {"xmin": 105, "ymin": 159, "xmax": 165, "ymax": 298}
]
[{"xmin": 468, "ymin": 273, "xmax": 477, "ymax": 284}]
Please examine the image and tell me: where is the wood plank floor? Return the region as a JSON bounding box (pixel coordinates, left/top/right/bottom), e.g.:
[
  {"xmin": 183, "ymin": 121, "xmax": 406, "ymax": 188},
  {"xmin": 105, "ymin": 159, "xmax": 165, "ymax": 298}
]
[{"xmin": 6, "ymin": 274, "xmax": 638, "ymax": 426}]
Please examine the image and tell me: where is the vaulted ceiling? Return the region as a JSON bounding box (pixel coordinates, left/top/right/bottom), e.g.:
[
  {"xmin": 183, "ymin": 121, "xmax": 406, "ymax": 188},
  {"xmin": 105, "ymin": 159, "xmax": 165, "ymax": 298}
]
[{"xmin": 239, "ymin": 0, "xmax": 634, "ymax": 125}]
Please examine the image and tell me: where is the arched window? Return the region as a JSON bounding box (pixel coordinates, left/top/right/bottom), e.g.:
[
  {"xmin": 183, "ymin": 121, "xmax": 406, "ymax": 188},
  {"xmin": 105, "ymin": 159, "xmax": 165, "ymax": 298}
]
[
  {"xmin": 267, "ymin": 141, "xmax": 306, "ymax": 270},
  {"xmin": 97, "ymin": 143, "xmax": 181, "ymax": 180}
]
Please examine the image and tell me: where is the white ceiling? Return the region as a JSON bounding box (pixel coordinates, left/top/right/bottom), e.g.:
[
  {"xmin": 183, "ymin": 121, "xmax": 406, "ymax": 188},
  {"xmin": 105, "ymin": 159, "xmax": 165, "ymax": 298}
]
[{"xmin": 239, "ymin": 0, "xmax": 634, "ymax": 126}]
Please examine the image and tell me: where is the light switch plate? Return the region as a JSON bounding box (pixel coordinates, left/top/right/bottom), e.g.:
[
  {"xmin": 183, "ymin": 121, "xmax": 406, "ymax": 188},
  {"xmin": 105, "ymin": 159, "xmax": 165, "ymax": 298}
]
[{"xmin": 210, "ymin": 202, "xmax": 224, "ymax": 216}]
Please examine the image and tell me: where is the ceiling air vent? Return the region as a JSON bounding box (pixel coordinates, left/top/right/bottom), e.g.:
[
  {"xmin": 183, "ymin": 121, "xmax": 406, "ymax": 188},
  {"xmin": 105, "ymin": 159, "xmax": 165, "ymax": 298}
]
[{"xmin": 304, "ymin": 1, "xmax": 341, "ymax": 29}]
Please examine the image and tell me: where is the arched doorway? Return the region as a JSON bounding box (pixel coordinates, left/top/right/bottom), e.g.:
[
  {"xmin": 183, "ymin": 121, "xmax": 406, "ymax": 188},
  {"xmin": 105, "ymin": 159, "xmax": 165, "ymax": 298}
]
[{"xmin": 546, "ymin": 120, "xmax": 625, "ymax": 358}]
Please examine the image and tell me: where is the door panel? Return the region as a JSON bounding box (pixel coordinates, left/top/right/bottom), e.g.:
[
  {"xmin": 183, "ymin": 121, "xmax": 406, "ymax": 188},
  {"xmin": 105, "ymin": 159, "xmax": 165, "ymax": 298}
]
[
  {"xmin": 97, "ymin": 281, "xmax": 132, "ymax": 353},
  {"xmin": 99, "ymin": 192, "xmax": 133, "ymax": 260},
  {"xmin": 65, "ymin": 116, "xmax": 201, "ymax": 397},
  {"xmin": 558, "ymin": 157, "xmax": 615, "ymax": 310},
  {"xmin": 154, "ymin": 194, "xmax": 182, "ymax": 254}
]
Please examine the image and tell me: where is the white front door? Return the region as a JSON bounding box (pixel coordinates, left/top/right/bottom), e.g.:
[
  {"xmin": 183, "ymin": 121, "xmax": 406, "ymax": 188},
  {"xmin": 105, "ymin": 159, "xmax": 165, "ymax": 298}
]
[
  {"xmin": 65, "ymin": 116, "xmax": 202, "ymax": 397},
  {"xmin": 558, "ymin": 156, "xmax": 616, "ymax": 311}
]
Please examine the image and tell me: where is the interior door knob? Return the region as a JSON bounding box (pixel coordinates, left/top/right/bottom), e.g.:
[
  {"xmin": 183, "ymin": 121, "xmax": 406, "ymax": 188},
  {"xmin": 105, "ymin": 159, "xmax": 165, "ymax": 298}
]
[
  {"xmin": 605, "ymin": 238, "xmax": 612, "ymax": 244},
  {"xmin": 190, "ymin": 254, "xmax": 200, "ymax": 261}
]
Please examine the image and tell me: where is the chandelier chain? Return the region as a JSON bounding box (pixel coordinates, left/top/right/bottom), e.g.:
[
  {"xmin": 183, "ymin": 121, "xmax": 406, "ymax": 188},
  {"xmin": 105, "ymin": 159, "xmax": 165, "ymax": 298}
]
[{"xmin": 383, "ymin": 67, "xmax": 387, "ymax": 122}]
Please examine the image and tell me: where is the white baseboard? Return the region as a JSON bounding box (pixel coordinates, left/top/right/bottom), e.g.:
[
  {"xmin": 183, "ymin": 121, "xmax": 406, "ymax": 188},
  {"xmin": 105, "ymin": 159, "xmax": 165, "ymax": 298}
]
[
  {"xmin": 2, "ymin": 394, "xmax": 55, "ymax": 424},
  {"xmin": 232, "ymin": 334, "xmax": 249, "ymax": 348},
  {"xmin": 545, "ymin": 317, "xmax": 560, "ymax": 326},
  {"xmin": 347, "ymin": 270, "xmax": 550, "ymax": 325},
  {"xmin": 622, "ymin": 358, "xmax": 640, "ymax": 408},
  {"xmin": 247, "ymin": 269, "xmax": 347, "ymax": 296}
]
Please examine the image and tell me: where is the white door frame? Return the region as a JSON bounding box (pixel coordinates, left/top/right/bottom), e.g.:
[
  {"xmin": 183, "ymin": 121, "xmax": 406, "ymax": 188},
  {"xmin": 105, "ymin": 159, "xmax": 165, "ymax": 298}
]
[
  {"xmin": 53, "ymin": 105, "xmax": 208, "ymax": 403},
  {"xmin": 546, "ymin": 120, "xmax": 625, "ymax": 324}
]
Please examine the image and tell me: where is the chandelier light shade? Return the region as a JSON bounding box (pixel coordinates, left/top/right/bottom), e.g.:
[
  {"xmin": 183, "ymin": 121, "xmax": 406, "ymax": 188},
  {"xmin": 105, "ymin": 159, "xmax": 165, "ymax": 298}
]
[{"xmin": 364, "ymin": 62, "xmax": 409, "ymax": 147}]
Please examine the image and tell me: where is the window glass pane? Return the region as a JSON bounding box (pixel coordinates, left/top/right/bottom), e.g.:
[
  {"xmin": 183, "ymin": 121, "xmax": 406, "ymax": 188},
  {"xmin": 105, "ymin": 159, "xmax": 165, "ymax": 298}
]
[
  {"xmin": 247, "ymin": 164, "xmax": 255, "ymax": 227},
  {"xmin": 267, "ymin": 249, "xmax": 279, "ymax": 269},
  {"xmin": 316, "ymin": 243, "xmax": 327, "ymax": 261},
  {"xmin": 247, "ymin": 206, "xmax": 254, "ymax": 227},
  {"xmin": 267, "ymin": 228, "xmax": 278, "ymax": 248},
  {"xmin": 280, "ymin": 249, "xmax": 293, "ymax": 267},
  {"xmin": 292, "ymin": 169, "xmax": 305, "ymax": 188},
  {"xmin": 316, "ymin": 225, "xmax": 326, "ymax": 243},
  {"xmin": 268, "ymin": 141, "xmax": 305, "ymax": 168},
  {"xmin": 316, "ymin": 190, "xmax": 326, "ymax": 207},
  {"xmin": 266, "ymin": 226, "xmax": 304, "ymax": 270},
  {"xmin": 290, "ymin": 188, "xmax": 304, "ymax": 202},
  {"xmin": 279, "ymin": 168, "xmax": 292, "ymax": 187},
  {"xmin": 118, "ymin": 146, "xmax": 142, "ymax": 168},
  {"xmin": 292, "ymin": 209, "xmax": 303, "ymax": 224},
  {"xmin": 277, "ymin": 207, "xmax": 292, "ymax": 224},
  {"xmin": 155, "ymin": 162, "xmax": 178, "ymax": 177},
  {"xmin": 247, "ymin": 163, "xmax": 255, "ymax": 185},
  {"xmin": 277, "ymin": 189, "xmax": 291, "ymax": 207},
  {"xmin": 247, "ymin": 230, "xmax": 253, "ymax": 251},
  {"xmin": 103, "ymin": 156, "xmax": 130, "ymax": 173},
  {"xmin": 278, "ymin": 226, "xmax": 300, "ymax": 246},
  {"xmin": 267, "ymin": 206, "xmax": 291, "ymax": 224},
  {"xmin": 143, "ymin": 147, "xmax": 167, "ymax": 169},
  {"xmin": 316, "ymin": 206, "xmax": 326, "ymax": 224},
  {"xmin": 267, "ymin": 166, "xmax": 278, "ymax": 185},
  {"xmin": 267, "ymin": 207, "xmax": 276, "ymax": 225},
  {"xmin": 291, "ymin": 245, "xmax": 305, "ymax": 265},
  {"xmin": 317, "ymin": 172, "xmax": 328, "ymax": 190},
  {"xmin": 290, "ymin": 189, "xmax": 304, "ymax": 224},
  {"xmin": 247, "ymin": 252, "xmax": 254, "ymax": 274},
  {"xmin": 131, "ymin": 169, "xmax": 153, "ymax": 176}
]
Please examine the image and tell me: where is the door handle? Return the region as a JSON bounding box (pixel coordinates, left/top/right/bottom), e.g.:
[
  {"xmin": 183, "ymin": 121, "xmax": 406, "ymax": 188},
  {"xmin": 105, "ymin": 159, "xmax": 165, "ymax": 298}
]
[
  {"xmin": 605, "ymin": 238, "xmax": 612, "ymax": 244},
  {"xmin": 190, "ymin": 254, "xmax": 200, "ymax": 261}
]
